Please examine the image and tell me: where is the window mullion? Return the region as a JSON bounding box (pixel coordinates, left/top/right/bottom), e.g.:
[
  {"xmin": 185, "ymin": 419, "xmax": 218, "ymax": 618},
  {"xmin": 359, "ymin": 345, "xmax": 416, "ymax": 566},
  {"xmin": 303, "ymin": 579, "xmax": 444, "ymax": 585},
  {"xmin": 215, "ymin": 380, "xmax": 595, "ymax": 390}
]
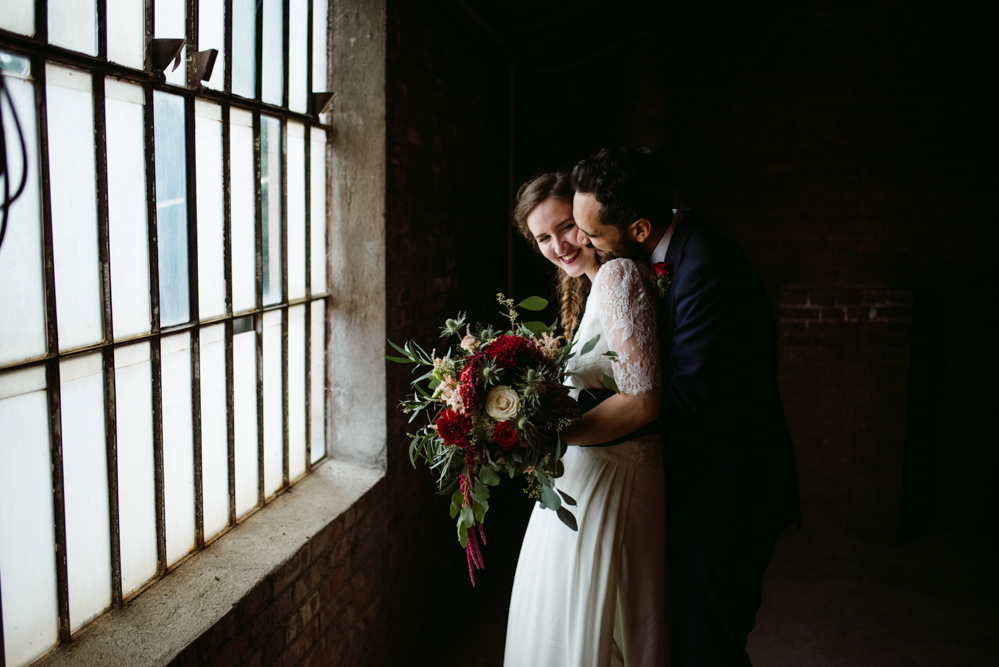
[
  {"xmin": 221, "ymin": 101, "xmax": 236, "ymax": 529},
  {"xmin": 280, "ymin": 118, "xmax": 290, "ymax": 490},
  {"xmin": 303, "ymin": 124, "xmax": 311, "ymax": 471},
  {"xmin": 35, "ymin": 56, "xmax": 73, "ymax": 645},
  {"xmin": 224, "ymin": 0, "xmax": 233, "ymax": 94},
  {"xmin": 253, "ymin": 110, "xmax": 264, "ymax": 508}
]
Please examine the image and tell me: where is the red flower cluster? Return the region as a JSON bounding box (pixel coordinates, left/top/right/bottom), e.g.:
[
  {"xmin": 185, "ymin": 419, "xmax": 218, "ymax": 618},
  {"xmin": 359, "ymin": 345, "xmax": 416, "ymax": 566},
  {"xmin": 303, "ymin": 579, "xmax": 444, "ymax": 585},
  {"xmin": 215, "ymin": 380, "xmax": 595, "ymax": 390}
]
[
  {"xmin": 493, "ymin": 421, "xmax": 519, "ymax": 450},
  {"xmin": 459, "ymin": 356, "xmax": 482, "ymax": 411},
  {"xmin": 484, "ymin": 335, "xmax": 540, "ymax": 368},
  {"xmin": 652, "ymin": 261, "xmax": 673, "ymax": 278},
  {"xmin": 436, "ymin": 409, "xmax": 472, "ymax": 448}
]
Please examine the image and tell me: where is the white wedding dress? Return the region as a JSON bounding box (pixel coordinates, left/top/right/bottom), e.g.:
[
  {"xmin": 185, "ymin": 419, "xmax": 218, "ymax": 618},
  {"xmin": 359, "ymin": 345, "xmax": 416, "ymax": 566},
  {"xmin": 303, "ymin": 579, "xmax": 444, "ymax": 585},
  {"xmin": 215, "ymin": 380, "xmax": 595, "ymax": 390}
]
[{"xmin": 503, "ymin": 258, "xmax": 668, "ymax": 667}]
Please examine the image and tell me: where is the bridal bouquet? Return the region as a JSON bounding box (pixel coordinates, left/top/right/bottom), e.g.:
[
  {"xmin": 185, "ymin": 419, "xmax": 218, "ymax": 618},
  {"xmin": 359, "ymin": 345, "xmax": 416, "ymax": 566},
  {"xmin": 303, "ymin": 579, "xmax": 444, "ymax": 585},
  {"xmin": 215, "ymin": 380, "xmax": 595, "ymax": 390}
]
[{"xmin": 389, "ymin": 294, "xmax": 603, "ymax": 585}]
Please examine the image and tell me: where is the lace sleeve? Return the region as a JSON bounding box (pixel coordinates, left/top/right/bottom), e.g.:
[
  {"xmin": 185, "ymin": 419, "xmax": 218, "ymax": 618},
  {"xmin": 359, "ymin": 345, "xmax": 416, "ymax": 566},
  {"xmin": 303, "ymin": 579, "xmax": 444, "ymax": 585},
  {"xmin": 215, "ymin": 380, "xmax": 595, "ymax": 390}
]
[{"xmin": 595, "ymin": 259, "xmax": 661, "ymax": 395}]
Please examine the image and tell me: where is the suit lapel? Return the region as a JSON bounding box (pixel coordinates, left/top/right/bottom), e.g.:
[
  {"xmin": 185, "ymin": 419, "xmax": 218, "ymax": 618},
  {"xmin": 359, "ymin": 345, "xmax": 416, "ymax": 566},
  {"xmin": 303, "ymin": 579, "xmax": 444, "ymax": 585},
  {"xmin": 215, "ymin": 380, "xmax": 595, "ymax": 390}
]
[{"xmin": 665, "ymin": 208, "xmax": 696, "ymax": 271}]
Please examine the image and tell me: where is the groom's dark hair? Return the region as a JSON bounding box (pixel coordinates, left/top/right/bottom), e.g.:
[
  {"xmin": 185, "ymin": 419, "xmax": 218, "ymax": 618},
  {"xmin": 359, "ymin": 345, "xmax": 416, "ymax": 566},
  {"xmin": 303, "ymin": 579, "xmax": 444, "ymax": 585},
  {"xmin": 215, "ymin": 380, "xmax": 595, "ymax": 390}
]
[{"xmin": 571, "ymin": 147, "xmax": 673, "ymax": 229}]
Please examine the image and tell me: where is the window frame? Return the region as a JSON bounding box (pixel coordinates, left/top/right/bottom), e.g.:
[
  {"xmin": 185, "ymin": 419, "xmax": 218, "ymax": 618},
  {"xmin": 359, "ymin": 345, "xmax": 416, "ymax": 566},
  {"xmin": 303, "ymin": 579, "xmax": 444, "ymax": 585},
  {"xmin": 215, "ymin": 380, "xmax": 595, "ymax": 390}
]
[{"xmin": 0, "ymin": 0, "xmax": 332, "ymax": 658}]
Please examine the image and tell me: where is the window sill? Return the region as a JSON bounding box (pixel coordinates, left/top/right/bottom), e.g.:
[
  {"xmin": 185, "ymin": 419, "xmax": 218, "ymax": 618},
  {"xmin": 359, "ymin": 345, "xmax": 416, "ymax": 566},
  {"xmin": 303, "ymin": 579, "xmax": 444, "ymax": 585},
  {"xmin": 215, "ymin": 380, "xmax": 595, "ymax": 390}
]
[{"xmin": 33, "ymin": 459, "xmax": 385, "ymax": 667}]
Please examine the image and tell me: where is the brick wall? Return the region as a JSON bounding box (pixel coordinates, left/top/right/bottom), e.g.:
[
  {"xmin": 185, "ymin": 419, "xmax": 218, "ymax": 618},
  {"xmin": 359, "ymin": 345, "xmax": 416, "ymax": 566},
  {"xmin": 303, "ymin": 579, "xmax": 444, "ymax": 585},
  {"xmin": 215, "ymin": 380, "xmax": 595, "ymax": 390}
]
[
  {"xmin": 779, "ymin": 287, "xmax": 912, "ymax": 536},
  {"xmin": 513, "ymin": 0, "xmax": 999, "ymax": 540}
]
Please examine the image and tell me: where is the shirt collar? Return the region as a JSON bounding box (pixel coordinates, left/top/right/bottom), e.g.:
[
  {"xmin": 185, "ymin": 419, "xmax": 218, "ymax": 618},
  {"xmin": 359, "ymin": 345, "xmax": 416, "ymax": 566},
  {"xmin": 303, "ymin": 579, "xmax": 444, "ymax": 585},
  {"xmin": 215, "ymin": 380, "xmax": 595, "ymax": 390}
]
[{"xmin": 650, "ymin": 209, "xmax": 678, "ymax": 265}]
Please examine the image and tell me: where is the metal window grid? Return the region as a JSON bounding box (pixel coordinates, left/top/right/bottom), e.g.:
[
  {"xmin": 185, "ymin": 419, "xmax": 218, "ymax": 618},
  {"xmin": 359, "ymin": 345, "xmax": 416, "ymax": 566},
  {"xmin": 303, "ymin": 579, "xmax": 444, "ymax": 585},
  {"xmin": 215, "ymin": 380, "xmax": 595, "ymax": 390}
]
[{"xmin": 0, "ymin": 0, "xmax": 331, "ymax": 657}]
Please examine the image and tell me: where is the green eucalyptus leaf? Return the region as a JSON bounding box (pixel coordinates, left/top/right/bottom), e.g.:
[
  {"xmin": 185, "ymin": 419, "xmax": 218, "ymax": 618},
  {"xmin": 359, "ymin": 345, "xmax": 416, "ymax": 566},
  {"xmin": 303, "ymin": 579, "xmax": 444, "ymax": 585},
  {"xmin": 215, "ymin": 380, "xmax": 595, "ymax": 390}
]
[
  {"xmin": 458, "ymin": 521, "xmax": 468, "ymax": 548},
  {"xmin": 385, "ymin": 355, "xmax": 413, "ymax": 364},
  {"xmin": 556, "ymin": 506, "xmax": 578, "ymax": 531},
  {"xmin": 450, "ymin": 502, "xmax": 459, "ymax": 519},
  {"xmin": 540, "ymin": 485, "xmax": 562, "ymax": 511},
  {"xmin": 478, "ymin": 467, "xmax": 501, "ymax": 486},
  {"xmin": 601, "ymin": 373, "xmax": 620, "ymax": 394},
  {"xmin": 517, "ymin": 296, "xmax": 549, "ymax": 311},
  {"xmin": 387, "ymin": 339, "xmax": 411, "ymax": 357},
  {"xmin": 460, "ymin": 504, "xmax": 475, "ymax": 529},
  {"xmin": 580, "ymin": 334, "xmax": 601, "ymax": 357},
  {"xmin": 474, "ymin": 501, "xmax": 486, "ymax": 524},
  {"xmin": 510, "ymin": 448, "xmax": 523, "ymax": 463},
  {"xmin": 522, "ymin": 321, "xmax": 549, "ymax": 337},
  {"xmin": 557, "ymin": 488, "xmax": 577, "ymax": 506}
]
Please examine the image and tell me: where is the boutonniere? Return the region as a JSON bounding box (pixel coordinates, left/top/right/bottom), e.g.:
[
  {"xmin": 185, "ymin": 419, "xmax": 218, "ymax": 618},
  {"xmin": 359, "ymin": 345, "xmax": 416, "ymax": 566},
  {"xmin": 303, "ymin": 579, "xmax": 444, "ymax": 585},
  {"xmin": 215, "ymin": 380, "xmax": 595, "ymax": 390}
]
[{"xmin": 649, "ymin": 262, "xmax": 673, "ymax": 298}]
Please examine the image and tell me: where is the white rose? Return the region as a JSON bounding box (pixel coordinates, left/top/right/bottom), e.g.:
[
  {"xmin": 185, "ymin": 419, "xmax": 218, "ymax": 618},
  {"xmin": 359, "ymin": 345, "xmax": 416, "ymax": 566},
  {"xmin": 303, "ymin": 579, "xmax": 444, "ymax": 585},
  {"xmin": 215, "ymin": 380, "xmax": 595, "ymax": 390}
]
[{"xmin": 485, "ymin": 385, "xmax": 520, "ymax": 421}]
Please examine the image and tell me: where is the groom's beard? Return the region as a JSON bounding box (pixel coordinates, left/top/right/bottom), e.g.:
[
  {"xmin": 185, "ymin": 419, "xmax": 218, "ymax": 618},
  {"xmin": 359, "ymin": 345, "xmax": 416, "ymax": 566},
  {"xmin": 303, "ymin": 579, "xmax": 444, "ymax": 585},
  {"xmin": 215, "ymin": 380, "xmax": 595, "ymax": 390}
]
[{"xmin": 591, "ymin": 237, "xmax": 646, "ymax": 263}]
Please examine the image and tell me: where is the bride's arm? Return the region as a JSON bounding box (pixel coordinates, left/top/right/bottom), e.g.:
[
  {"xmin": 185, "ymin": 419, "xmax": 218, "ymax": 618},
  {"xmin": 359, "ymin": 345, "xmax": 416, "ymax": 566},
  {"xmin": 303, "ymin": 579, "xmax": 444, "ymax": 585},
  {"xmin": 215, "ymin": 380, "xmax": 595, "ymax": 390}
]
[{"xmin": 560, "ymin": 260, "xmax": 661, "ymax": 447}]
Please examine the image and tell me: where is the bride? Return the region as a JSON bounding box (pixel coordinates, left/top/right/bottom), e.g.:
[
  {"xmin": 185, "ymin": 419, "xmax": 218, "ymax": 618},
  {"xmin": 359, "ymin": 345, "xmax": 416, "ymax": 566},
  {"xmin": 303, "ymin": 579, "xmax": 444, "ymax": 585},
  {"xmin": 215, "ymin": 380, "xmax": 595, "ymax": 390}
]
[{"xmin": 503, "ymin": 171, "xmax": 668, "ymax": 666}]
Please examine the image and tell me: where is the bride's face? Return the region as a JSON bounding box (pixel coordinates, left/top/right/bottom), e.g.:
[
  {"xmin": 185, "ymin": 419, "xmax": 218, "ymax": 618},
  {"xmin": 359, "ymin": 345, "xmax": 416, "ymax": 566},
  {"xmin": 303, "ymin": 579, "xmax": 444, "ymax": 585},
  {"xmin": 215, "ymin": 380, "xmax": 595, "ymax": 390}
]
[{"xmin": 526, "ymin": 198, "xmax": 598, "ymax": 279}]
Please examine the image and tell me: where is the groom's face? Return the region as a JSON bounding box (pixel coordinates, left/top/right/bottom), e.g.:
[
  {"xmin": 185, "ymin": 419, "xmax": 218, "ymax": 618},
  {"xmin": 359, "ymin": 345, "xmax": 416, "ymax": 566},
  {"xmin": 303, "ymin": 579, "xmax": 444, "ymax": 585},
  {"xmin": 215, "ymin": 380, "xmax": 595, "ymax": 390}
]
[{"xmin": 572, "ymin": 192, "xmax": 642, "ymax": 261}]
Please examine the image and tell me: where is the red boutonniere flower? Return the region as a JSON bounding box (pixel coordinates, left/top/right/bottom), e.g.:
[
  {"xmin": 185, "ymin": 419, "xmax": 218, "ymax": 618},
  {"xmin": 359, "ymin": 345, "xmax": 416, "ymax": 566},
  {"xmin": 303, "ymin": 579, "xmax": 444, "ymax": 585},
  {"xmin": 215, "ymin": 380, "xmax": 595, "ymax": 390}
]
[
  {"xmin": 649, "ymin": 262, "xmax": 673, "ymax": 298},
  {"xmin": 493, "ymin": 421, "xmax": 520, "ymax": 450}
]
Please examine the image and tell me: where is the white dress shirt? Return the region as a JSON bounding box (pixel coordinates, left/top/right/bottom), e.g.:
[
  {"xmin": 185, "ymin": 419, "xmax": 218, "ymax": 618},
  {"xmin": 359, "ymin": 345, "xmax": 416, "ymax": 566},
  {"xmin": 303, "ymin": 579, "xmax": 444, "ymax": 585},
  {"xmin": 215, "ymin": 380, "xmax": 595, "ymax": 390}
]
[{"xmin": 650, "ymin": 209, "xmax": 678, "ymax": 265}]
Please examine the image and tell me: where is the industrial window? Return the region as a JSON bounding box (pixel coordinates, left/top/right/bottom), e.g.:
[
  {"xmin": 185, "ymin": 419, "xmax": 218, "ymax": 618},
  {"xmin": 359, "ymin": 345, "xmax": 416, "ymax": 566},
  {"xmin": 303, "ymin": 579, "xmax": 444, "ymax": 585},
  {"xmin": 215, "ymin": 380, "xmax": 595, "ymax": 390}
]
[{"xmin": 0, "ymin": 1, "xmax": 332, "ymax": 664}]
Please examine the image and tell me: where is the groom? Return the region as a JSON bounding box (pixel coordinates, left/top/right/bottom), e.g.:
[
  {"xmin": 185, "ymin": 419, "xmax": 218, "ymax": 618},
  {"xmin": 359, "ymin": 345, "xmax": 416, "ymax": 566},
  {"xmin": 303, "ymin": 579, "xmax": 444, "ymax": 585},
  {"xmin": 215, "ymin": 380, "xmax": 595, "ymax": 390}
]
[{"xmin": 571, "ymin": 147, "xmax": 801, "ymax": 666}]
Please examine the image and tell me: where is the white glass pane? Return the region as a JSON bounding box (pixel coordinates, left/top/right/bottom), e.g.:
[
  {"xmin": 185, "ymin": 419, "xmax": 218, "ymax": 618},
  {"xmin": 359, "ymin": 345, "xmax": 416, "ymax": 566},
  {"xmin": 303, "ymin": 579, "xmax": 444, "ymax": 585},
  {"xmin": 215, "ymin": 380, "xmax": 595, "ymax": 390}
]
[
  {"xmin": 49, "ymin": 0, "xmax": 98, "ymax": 56},
  {"xmin": 106, "ymin": 80, "xmax": 151, "ymax": 339},
  {"xmin": 230, "ymin": 109, "xmax": 256, "ymax": 313},
  {"xmin": 287, "ymin": 122, "xmax": 305, "ymax": 300},
  {"xmin": 154, "ymin": 91, "xmax": 191, "ymax": 327},
  {"xmin": 47, "ymin": 65, "xmax": 103, "ymax": 351},
  {"xmin": 310, "ymin": 128, "xmax": 327, "ymax": 293},
  {"xmin": 261, "ymin": 0, "xmax": 283, "ymax": 105},
  {"xmin": 311, "ymin": 0, "xmax": 328, "ymax": 93},
  {"xmin": 198, "ymin": 0, "xmax": 225, "ymax": 91},
  {"xmin": 200, "ymin": 324, "xmax": 229, "ymax": 539},
  {"xmin": 288, "ymin": 0, "xmax": 308, "ymax": 113},
  {"xmin": 162, "ymin": 333, "xmax": 194, "ymax": 565},
  {"xmin": 196, "ymin": 101, "xmax": 225, "ymax": 319},
  {"xmin": 310, "ymin": 299, "xmax": 325, "ymax": 463},
  {"xmin": 115, "ymin": 342, "xmax": 157, "ymax": 596},
  {"xmin": 261, "ymin": 116, "xmax": 282, "ymax": 305},
  {"xmin": 61, "ymin": 354, "xmax": 111, "ymax": 632},
  {"xmin": 234, "ymin": 327, "xmax": 258, "ymax": 517},
  {"xmin": 232, "ymin": 0, "xmax": 256, "ymax": 98},
  {"xmin": 0, "ymin": 0, "xmax": 34, "ymax": 35},
  {"xmin": 263, "ymin": 309, "xmax": 282, "ymax": 497},
  {"xmin": 0, "ymin": 368, "xmax": 58, "ymax": 667},
  {"xmin": 155, "ymin": 0, "xmax": 186, "ymax": 86},
  {"xmin": 288, "ymin": 305, "xmax": 305, "ymax": 480},
  {"xmin": 0, "ymin": 66, "xmax": 46, "ymax": 366},
  {"xmin": 107, "ymin": 0, "xmax": 144, "ymax": 68}
]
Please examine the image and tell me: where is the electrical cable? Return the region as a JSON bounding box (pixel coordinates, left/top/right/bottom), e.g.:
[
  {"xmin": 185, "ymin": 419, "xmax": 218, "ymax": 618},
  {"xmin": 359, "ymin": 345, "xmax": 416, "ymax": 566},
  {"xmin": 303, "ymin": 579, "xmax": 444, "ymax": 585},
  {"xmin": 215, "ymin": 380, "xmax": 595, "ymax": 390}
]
[{"xmin": 0, "ymin": 70, "xmax": 30, "ymax": 253}]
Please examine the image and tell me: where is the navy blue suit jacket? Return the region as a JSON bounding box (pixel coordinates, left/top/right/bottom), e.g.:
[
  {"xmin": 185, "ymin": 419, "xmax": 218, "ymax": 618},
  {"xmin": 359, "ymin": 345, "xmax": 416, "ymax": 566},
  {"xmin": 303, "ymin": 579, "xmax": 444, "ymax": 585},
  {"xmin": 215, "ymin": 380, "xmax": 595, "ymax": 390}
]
[{"xmin": 658, "ymin": 210, "xmax": 800, "ymax": 558}]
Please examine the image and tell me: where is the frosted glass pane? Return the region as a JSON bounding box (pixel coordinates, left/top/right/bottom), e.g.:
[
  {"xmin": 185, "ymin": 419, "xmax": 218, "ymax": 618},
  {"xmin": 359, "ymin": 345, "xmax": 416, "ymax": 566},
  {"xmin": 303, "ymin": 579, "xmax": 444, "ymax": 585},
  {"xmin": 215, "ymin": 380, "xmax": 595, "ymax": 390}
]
[
  {"xmin": 154, "ymin": 91, "xmax": 191, "ymax": 327},
  {"xmin": 155, "ymin": 0, "xmax": 186, "ymax": 86},
  {"xmin": 230, "ymin": 109, "xmax": 256, "ymax": 312},
  {"xmin": 287, "ymin": 123, "xmax": 305, "ymax": 299},
  {"xmin": 107, "ymin": 0, "xmax": 144, "ymax": 68},
  {"xmin": 310, "ymin": 128, "xmax": 327, "ymax": 293},
  {"xmin": 106, "ymin": 80, "xmax": 151, "ymax": 339},
  {"xmin": 261, "ymin": 116, "xmax": 282, "ymax": 305},
  {"xmin": 47, "ymin": 65, "xmax": 103, "ymax": 351},
  {"xmin": 288, "ymin": 0, "xmax": 308, "ymax": 112},
  {"xmin": 49, "ymin": 0, "xmax": 98, "ymax": 56},
  {"xmin": 0, "ymin": 0, "xmax": 34, "ymax": 35},
  {"xmin": 115, "ymin": 343, "xmax": 157, "ymax": 596},
  {"xmin": 162, "ymin": 334, "xmax": 194, "ymax": 565},
  {"xmin": 232, "ymin": 0, "xmax": 256, "ymax": 98},
  {"xmin": 0, "ymin": 369, "xmax": 58, "ymax": 667},
  {"xmin": 196, "ymin": 101, "xmax": 225, "ymax": 319},
  {"xmin": 200, "ymin": 324, "xmax": 229, "ymax": 539},
  {"xmin": 288, "ymin": 305, "xmax": 305, "ymax": 480},
  {"xmin": 262, "ymin": 310, "xmax": 282, "ymax": 497},
  {"xmin": 198, "ymin": 0, "xmax": 225, "ymax": 91},
  {"xmin": 60, "ymin": 354, "xmax": 111, "ymax": 631},
  {"xmin": 261, "ymin": 0, "xmax": 284, "ymax": 105},
  {"xmin": 310, "ymin": 300, "xmax": 325, "ymax": 463},
  {"xmin": 234, "ymin": 329, "xmax": 258, "ymax": 517},
  {"xmin": 0, "ymin": 69, "xmax": 46, "ymax": 366},
  {"xmin": 312, "ymin": 0, "xmax": 328, "ymax": 93}
]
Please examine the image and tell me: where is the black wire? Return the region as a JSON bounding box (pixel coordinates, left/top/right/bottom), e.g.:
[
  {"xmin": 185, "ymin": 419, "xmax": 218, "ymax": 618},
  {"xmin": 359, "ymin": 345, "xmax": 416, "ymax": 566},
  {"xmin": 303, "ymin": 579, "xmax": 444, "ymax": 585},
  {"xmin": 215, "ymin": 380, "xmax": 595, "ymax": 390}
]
[{"xmin": 0, "ymin": 71, "xmax": 30, "ymax": 253}]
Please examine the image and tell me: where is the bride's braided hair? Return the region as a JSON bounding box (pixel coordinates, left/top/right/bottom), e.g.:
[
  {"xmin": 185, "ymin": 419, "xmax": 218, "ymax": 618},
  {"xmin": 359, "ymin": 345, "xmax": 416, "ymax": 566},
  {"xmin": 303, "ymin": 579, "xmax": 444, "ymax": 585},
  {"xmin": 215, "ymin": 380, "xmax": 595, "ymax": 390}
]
[{"xmin": 513, "ymin": 171, "xmax": 590, "ymax": 342}]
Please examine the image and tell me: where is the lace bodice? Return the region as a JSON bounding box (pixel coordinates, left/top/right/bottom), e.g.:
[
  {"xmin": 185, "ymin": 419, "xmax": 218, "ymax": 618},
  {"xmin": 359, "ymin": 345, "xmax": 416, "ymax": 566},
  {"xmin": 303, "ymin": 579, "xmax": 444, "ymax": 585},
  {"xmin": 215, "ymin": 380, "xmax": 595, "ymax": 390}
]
[{"xmin": 565, "ymin": 259, "xmax": 662, "ymax": 468}]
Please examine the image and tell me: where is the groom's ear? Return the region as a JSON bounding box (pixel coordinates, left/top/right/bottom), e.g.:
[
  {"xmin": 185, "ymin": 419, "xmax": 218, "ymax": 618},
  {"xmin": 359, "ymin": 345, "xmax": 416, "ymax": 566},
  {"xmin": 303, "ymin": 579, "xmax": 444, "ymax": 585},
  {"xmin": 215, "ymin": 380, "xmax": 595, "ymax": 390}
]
[{"xmin": 629, "ymin": 218, "xmax": 653, "ymax": 244}]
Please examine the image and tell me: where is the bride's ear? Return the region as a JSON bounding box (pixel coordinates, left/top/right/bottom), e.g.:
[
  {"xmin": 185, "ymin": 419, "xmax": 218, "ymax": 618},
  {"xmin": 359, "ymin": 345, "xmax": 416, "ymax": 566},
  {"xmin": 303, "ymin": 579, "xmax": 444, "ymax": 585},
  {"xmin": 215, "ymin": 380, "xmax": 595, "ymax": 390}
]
[{"xmin": 629, "ymin": 218, "xmax": 653, "ymax": 243}]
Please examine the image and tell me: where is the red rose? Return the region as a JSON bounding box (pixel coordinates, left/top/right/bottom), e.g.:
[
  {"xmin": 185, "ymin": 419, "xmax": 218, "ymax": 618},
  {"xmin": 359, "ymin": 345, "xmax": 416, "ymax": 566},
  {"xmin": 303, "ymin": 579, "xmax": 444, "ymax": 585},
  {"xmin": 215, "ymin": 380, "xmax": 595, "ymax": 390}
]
[
  {"xmin": 436, "ymin": 409, "xmax": 472, "ymax": 448},
  {"xmin": 493, "ymin": 421, "xmax": 520, "ymax": 450},
  {"xmin": 652, "ymin": 262, "xmax": 672, "ymax": 277},
  {"xmin": 484, "ymin": 335, "xmax": 541, "ymax": 368}
]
